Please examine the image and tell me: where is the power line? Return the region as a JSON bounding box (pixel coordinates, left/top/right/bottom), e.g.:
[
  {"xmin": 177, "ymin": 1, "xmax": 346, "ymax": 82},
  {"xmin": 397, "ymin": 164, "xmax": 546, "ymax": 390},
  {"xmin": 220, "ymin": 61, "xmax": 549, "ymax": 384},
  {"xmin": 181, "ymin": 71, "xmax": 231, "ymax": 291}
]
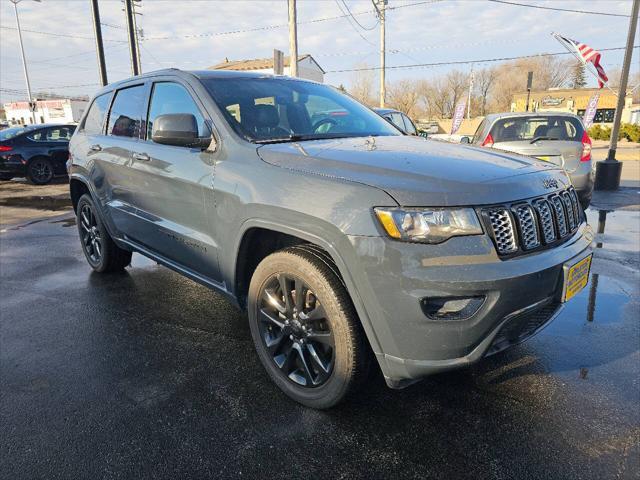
[
  {"xmin": 340, "ymin": 0, "xmax": 379, "ymax": 30},
  {"xmin": 486, "ymin": 0, "xmax": 631, "ymax": 18},
  {"xmin": 334, "ymin": 0, "xmax": 376, "ymax": 46},
  {"xmin": 0, "ymin": 25, "xmax": 126, "ymax": 42},
  {"xmin": 141, "ymin": 0, "xmax": 442, "ymax": 41},
  {"xmin": 326, "ymin": 45, "xmax": 639, "ymax": 73}
]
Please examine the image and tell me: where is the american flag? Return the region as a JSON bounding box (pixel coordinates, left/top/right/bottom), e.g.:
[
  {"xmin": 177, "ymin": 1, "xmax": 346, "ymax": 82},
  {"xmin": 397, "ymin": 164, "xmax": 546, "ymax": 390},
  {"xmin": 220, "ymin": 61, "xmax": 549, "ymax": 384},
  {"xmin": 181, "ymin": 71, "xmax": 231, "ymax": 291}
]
[{"xmin": 553, "ymin": 34, "xmax": 609, "ymax": 88}]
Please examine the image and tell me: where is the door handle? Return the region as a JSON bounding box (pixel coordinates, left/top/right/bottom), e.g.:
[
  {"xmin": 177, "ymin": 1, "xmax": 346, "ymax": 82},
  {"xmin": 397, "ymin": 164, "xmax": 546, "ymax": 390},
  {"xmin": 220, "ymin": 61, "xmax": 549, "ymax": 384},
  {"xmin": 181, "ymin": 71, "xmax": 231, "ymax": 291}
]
[
  {"xmin": 89, "ymin": 144, "xmax": 102, "ymax": 152},
  {"xmin": 132, "ymin": 152, "xmax": 150, "ymax": 161}
]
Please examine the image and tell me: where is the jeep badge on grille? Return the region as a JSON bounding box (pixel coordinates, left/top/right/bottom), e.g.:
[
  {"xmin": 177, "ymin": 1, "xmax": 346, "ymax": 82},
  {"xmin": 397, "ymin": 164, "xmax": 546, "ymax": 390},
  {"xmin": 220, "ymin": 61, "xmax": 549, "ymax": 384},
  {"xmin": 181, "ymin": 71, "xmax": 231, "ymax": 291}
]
[{"xmin": 543, "ymin": 178, "xmax": 559, "ymax": 189}]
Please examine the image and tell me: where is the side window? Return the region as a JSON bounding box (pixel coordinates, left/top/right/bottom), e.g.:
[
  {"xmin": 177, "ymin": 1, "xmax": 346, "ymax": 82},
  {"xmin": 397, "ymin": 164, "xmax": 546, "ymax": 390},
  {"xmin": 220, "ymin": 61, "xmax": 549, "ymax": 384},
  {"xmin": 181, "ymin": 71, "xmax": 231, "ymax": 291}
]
[
  {"xmin": 147, "ymin": 82, "xmax": 207, "ymax": 140},
  {"xmin": 388, "ymin": 112, "xmax": 405, "ymax": 132},
  {"xmin": 472, "ymin": 119, "xmax": 487, "ymax": 144},
  {"xmin": 27, "ymin": 129, "xmax": 48, "ymax": 142},
  {"xmin": 107, "ymin": 85, "xmax": 146, "ymax": 138},
  {"xmin": 83, "ymin": 93, "xmax": 111, "ymax": 135},
  {"xmin": 46, "ymin": 126, "xmax": 75, "ymax": 141},
  {"xmin": 402, "ymin": 114, "xmax": 417, "ymax": 135}
]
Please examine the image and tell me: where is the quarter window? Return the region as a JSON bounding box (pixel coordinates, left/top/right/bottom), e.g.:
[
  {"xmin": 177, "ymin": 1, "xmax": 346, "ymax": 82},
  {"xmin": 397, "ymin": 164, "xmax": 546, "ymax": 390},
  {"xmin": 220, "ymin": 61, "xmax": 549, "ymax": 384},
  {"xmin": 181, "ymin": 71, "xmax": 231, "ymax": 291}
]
[
  {"xmin": 83, "ymin": 93, "xmax": 111, "ymax": 135},
  {"xmin": 107, "ymin": 85, "xmax": 146, "ymax": 138},
  {"xmin": 146, "ymin": 82, "xmax": 208, "ymax": 140},
  {"xmin": 402, "ymin": 114, "xmax": 417, "ymax": 135}
]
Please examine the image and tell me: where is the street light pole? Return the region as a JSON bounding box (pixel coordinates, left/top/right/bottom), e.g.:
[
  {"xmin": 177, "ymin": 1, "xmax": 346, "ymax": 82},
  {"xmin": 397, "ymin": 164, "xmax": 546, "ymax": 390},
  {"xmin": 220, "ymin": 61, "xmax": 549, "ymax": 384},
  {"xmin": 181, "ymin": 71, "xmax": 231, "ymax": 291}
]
[
  {"xmin": 11, "ymin": 0, "xmax": 38, "ymax": 124},
  {"xmin": 594, "ymin": 0, "xmax": 639, "ymax": 191}
]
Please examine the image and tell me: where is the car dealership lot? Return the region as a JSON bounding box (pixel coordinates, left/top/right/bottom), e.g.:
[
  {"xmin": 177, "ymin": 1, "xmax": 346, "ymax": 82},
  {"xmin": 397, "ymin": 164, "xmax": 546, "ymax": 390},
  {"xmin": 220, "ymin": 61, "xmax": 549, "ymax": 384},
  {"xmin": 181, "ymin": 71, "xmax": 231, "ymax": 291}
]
[{"xmin": 0, "ymin": 186, "xmax": 638, "ymax": 479}]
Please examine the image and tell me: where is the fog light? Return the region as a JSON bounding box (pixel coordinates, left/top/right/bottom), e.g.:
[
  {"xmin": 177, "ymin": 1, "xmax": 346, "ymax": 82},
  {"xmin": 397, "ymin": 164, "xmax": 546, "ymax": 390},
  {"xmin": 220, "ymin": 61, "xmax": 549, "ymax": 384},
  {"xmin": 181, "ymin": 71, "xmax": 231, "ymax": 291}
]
[{"xmin": 420, "ymin": 296, "xmax": 485, "ymax": 320}]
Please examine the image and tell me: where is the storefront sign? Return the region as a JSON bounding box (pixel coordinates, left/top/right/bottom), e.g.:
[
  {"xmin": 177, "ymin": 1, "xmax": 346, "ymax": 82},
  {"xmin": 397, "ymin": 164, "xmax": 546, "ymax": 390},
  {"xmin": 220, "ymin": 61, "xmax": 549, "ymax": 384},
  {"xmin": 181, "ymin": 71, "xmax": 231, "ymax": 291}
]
[
  {"xmin": 582, "ymin": 92, "xmax": 600, "ymax": 128},
  {"xmin": 541, "ymin": 96, "xmax": 565, "ymax": 107}
]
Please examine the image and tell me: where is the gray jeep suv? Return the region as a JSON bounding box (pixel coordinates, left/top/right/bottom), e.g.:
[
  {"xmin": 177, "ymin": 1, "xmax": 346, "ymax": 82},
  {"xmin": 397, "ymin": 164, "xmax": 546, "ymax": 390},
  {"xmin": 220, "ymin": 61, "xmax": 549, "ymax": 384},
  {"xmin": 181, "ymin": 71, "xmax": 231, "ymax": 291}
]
[{"xmin": 69, "ymin": 70, "xmax": 593, "ymax": 408}]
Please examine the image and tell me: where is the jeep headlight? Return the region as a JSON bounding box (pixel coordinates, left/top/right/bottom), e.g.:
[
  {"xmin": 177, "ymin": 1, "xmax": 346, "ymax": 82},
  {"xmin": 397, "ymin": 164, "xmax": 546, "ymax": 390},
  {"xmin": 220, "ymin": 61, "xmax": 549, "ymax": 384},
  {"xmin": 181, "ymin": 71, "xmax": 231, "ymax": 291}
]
[{"xmin": 374, "ymin": 207, "xmax": 482, "ymax": 243}]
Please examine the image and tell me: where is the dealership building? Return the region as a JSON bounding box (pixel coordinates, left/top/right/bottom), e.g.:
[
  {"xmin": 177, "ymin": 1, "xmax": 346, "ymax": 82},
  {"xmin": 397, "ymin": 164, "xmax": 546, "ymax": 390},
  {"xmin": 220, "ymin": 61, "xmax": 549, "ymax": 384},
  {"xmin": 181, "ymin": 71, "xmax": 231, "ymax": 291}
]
[
  {"xmin": 3, "ymin": 97, "xmax": 89, "ymax": 126},
  {"xmin": 511, "ymin": 88, "xmax": 639, "ymax": 125}
]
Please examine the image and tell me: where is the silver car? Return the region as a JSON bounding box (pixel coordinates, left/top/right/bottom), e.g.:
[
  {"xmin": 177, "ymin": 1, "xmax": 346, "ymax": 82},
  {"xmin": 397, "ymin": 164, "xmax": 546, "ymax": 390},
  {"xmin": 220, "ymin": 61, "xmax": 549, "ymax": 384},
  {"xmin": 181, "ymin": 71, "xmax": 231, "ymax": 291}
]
[{"xmin": 472, "ymin": 112, "xmax": 594, "ymax": 208}]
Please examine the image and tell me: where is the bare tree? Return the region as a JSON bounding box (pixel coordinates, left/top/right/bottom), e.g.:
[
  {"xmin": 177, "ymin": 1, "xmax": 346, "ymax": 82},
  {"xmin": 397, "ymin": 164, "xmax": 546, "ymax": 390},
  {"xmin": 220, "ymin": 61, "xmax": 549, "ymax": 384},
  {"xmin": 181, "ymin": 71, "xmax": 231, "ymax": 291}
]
[
  {"xmin": 348, "ymin": 64, "xmax": 376, "ymax": 106},
  {"xmin": 387, "ymin": 79, "xmax": 421, "ymax": 117},
  {"xmin": 475, "ymin": 67, "xmax": 498, "ymax": 116}
]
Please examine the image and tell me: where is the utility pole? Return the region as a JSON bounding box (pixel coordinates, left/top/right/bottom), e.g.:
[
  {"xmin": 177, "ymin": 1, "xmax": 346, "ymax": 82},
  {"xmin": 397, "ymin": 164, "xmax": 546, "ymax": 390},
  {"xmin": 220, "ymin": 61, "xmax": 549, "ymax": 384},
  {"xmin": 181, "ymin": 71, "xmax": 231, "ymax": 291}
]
[
  {"xmin": 124, "ymin": 0, "xmax": 140, "ymax": 76},
  {"xmin": 10, "ymin": 0, "xmax": 39, "ymax": 124},
  {"xmin": 594, "ymin": 0, "xmax": 639, "ymax": 191},
  {"xmin": 378, "ymin": 0, "xmax": 387, "ymax": 108},
  {"xmin": 90, "ymin": 0, "xmax": 108, "ymax": 86},
  {"xmin": 132, "ymin": 0, "xmax": 142, "ymax": 74},
  {"xmin": 288, "ymin": 0, "xmax": 298, "ymax": 77},
  {"xmin": 467, "ymin": 66, "xmax": 474, "ymax": 120}
]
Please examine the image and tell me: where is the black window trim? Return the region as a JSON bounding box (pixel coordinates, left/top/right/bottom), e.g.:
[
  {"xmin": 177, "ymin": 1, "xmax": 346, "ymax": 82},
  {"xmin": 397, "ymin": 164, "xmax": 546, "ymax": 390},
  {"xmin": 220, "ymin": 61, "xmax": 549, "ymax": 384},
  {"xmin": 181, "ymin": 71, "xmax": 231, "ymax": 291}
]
[
  {"xmin": 143, "ymin": 78, "xmax": 212, "ymax": 145},
  {"xmin": 105, "ymin": 82, "xmax": 149, "ymax": 140},
  {"xmin": 80, "ymin": 91, "xmax": 114, "ymax": 135}
]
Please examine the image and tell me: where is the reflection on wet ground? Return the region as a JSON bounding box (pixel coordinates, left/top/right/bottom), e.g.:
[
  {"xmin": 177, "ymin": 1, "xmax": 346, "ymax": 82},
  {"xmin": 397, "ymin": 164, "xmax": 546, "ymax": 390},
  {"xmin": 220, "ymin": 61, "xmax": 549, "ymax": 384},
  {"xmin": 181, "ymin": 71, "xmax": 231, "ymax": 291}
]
[
  {"xmin": 1, "ymin": 191, "xmax": 639, "ymax": 479},
  {"xmin": 0, "ymin": 195, "xmax": 71, "ymax": 211}
]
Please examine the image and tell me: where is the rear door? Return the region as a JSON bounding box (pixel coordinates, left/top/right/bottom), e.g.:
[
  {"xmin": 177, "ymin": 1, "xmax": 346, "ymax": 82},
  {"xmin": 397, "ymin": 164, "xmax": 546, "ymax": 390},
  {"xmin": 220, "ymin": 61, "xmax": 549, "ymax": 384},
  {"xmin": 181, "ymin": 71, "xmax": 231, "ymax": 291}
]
[
  {"xmin": 124, "ymin": 79, "xmax": 221, "ymax": 282},
  {"xmin": 100, "ymin": 83, "xmax": 149, "ymax": 235}
]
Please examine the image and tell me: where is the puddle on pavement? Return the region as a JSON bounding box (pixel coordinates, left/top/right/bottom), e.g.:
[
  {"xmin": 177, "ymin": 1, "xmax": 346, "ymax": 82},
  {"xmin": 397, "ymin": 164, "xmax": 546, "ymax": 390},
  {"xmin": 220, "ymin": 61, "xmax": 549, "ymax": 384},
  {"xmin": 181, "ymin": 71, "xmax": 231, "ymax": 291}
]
[
  {"xmin": 50, "ymin": 217, "xmax": 76, "ymax": 227},
  {"xmin": 585, "ymin": 208, "xmax": 640, "ymax": 253},
  {"xmin": 0, "ymin": 195, "xmax": 72, "ymax": 211},
  {"xmin": 547, "ymin": 207, "xmax": 638, "ymax": 335}
]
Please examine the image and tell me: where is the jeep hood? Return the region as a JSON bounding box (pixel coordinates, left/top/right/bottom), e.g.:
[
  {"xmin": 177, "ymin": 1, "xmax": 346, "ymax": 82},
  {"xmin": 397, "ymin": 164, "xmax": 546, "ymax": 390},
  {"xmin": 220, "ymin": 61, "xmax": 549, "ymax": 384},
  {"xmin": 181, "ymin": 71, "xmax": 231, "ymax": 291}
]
[{"xmin": 257, "ymin": 136, "xmax": 570, "ymax": 206}]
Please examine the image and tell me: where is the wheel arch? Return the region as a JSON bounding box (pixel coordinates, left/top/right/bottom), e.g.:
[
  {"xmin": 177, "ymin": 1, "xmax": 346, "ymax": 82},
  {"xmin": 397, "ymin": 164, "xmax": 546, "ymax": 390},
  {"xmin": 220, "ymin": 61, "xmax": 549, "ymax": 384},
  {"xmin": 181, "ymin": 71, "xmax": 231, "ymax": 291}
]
[{"xmin": 232, "ymin": 220, "xmax": 383, "ymax": 355}]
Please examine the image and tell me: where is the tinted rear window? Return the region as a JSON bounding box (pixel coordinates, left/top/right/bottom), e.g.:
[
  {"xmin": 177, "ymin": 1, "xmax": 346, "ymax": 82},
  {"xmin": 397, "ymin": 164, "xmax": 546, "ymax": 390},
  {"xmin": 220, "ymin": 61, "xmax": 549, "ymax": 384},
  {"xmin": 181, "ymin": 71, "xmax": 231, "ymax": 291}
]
[
  {"xmin": 107, "ymin": 85, "xmax": 146, "ymax": 138},
  {"xmin": 490, "ymin": 116, "xmax": 583, "ymax": 143},
  {"xmin": 83, "ymin": 93, "xmax": 111, "ymax": 135}
]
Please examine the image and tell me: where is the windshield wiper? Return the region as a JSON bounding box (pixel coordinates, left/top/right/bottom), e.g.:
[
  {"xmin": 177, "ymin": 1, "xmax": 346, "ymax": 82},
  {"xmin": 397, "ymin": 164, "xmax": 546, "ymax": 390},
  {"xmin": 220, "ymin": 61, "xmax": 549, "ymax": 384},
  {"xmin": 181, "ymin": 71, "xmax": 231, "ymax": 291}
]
[
  {"xmin": 530, "ymin": 136, "xmax": 558, "ymax": 144},
  {"xmin": 253, "ymin": 133, "xmax": 362, "ymax": 144}
]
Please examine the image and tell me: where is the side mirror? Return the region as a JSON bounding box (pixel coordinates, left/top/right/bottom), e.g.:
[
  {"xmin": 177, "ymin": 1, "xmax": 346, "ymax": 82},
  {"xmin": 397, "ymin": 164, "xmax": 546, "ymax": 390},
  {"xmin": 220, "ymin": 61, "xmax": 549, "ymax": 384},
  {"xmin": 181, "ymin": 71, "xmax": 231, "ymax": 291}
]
[
  {"xmin": 460, "ymin": 136, "xmax": 470, "ymax": 144},
  {"xmin": 151, "ymin": 113, "xmax": 209, "ymax": 148}
]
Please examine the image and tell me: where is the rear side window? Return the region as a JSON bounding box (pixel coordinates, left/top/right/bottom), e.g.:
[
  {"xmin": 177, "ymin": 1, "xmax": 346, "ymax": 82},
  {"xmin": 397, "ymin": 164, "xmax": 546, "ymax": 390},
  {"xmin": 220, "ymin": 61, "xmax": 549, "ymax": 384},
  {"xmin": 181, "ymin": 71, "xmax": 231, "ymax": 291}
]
[
  {"xmin": 146, "ymin": 82, "xmax": 208, "ymax": 140},
  {"xmin": 489, "ymin": 116, "xmax": 583, "ymax": 143},
  {"xmin": 83, "ymin": 93, "xmax": 111, "ymax": 135},
  {"xmin": 472, "ymin": 119, "xmax": 487, "ymax": 144},
  {"xmin": 108, "ymin": 85, "xmax": 146, "ymax": 138},
  {"xmin": 402, "ymin": 114, "xmax": 417, "ymax": 135}
]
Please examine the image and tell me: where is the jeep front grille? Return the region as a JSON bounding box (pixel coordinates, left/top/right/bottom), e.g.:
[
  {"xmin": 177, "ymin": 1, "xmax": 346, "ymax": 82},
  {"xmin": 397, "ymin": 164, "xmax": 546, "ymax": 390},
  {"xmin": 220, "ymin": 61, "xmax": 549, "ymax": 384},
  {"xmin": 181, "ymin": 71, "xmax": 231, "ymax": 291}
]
[
  {"xmin": 485, "ymin": 187, "xmax": 582, "ymax": 256},
  {"xmin": 488, "ymin": 209, "xmax": 518, "ymax": 254}
]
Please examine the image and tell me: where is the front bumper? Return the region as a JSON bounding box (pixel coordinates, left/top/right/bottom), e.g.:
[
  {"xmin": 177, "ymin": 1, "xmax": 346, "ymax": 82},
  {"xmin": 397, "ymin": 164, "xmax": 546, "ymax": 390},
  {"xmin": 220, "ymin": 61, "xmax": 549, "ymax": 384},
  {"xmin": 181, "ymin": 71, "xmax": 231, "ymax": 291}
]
[{"xmin": 346, "ymin": 223, "xmax": 593, "ymax": 387}]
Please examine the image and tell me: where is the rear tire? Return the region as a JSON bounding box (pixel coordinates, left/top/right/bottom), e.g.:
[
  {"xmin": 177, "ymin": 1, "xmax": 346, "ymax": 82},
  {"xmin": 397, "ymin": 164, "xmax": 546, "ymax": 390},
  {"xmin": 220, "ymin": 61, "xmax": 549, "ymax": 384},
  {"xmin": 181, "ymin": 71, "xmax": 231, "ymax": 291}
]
[
  {"xmin": 76, "ymin": 194, "xmax": 132, "ymax": 273},
  {"xmin": 27, "ymin": 157, "xmax": 54, "ymax": 185},
  {"xmin": 248, "ymin": 247, "xmax": 370, "ymax": 409}
]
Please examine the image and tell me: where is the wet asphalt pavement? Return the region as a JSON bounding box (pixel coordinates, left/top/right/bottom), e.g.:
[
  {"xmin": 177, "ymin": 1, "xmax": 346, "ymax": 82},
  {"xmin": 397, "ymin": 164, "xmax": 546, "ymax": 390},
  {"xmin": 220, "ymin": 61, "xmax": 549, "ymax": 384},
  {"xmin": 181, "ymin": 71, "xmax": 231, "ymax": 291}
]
[{"xmin": 1, "ymin": 190, "xmax": 639, "ymax": 480}]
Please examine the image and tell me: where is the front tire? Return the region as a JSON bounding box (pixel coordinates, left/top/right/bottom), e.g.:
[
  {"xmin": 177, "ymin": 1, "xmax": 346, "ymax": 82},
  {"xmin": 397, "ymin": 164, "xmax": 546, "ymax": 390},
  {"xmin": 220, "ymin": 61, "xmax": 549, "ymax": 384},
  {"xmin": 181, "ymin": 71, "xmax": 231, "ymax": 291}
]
[
  {"xmin": 248, "ymin": 247, "xmax": 370, "ymax": 409},
  {"xmin": 76, "ymin": 194, "xmax": 132, "ymax": 273},
  {"xmin": 27, "ymin": 157, "xmax": 54, "ymax": 185}
]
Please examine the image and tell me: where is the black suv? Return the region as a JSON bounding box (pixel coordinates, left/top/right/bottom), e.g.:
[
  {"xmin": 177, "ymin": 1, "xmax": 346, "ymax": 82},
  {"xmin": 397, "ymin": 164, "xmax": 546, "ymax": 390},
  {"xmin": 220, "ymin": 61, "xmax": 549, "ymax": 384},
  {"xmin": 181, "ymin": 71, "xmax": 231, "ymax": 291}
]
[{"xmin": 0, "ymin": 124, "xmax": 76, "ymax": 184}]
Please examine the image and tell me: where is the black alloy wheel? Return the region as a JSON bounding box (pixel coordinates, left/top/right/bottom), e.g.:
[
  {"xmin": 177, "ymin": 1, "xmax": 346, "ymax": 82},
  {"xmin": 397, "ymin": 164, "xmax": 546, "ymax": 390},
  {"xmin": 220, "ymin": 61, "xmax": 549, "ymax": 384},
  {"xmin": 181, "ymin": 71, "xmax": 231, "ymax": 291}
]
[
  {"xmin": 258, "ymin": 273, "xmax": 335, "ymax": 387},
  {"xmin": 28, "ymin": 158, "xmax": 53, "ymax": 184},
  {"xmin": 79, "ymin": 203, "xmax": 102, "ymax": 265}
]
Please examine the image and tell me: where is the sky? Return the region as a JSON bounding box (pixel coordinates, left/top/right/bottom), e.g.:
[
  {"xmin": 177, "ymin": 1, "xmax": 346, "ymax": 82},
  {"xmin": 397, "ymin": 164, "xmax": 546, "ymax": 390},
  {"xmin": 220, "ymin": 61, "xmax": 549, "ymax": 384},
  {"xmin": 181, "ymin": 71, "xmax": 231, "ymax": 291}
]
[{"xmin": 0, "ymin": 0, "xmax": 638, "ymax": 104}]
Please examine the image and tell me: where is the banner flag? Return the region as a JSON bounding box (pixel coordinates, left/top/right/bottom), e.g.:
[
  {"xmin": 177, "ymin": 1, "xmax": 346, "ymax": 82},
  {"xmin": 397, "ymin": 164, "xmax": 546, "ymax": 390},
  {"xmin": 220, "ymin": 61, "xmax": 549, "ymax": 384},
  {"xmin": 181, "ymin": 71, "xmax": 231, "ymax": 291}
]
[
  {"xmin": 583, "ymin": 92, "xmax": 600, "ymax": 128},
  {"xmin": 450, "ymin": 99, "xmax": 467, "ymax": 135}
]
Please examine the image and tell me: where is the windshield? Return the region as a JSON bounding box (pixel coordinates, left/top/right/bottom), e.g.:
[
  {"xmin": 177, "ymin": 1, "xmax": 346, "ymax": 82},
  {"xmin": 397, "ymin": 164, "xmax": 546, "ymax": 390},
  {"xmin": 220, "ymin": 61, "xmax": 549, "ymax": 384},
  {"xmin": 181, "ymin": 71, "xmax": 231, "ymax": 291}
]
[
  {"xmin": 201, "ymin": 77, "xmax": 401, "ymax": 143},
  {"xmin": 0, "ymin": 126, "xmax": 33, "ymax": 141},
  {"xmin": 490, "ymin": 116, "xmax": 583, "ymax": 143}
]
